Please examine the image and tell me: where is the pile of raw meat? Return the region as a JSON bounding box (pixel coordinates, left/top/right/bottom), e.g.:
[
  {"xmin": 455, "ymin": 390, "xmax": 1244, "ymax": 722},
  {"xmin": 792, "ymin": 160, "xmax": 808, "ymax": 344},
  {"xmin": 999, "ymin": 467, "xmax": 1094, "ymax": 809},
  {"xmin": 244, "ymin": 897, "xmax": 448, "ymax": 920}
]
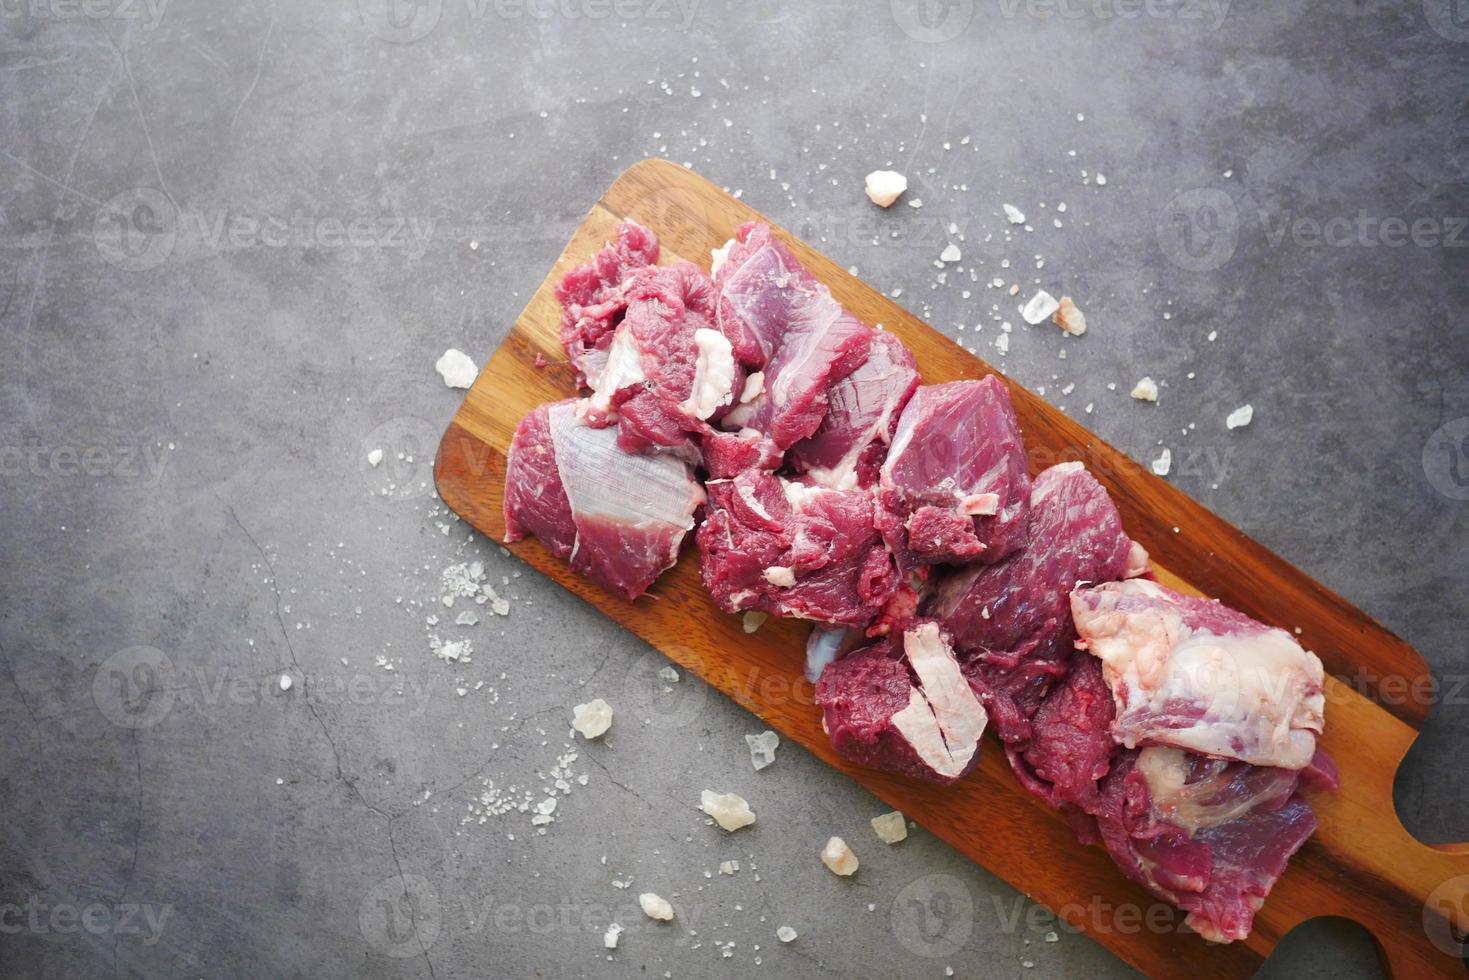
[{"xmin": 504, "ymin": 220, "xmax": 1334, "ymax": 944}]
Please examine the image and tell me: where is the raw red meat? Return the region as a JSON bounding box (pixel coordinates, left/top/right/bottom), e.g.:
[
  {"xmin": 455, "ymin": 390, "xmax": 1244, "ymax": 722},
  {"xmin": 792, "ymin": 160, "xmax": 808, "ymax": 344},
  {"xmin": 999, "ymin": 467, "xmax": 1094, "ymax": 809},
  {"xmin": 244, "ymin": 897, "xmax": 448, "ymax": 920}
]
[
  {"xmin": 696, "ymin": 469, "xmax": 896, "ymax": 627},
  {"xmin": 1071, "ymin": 579, "xmax": 1326, "ymax": 770},
  {"xmin": 583, "ymin": 261, "xmax": 739, "ymax": 456},
  {"xmin": 928, "ymin": 463, "xmax": 1140, "ymax": 664},
  {"xmin": 816, "ymin": 622, "xmax": 988, "ymax": 784},
  {"xmin": 555, "ymin": 220, "xmax": 659, "ymax": 384},
  {"xmin": 714, "ymin": 223, "xmax": 873, "ymax": 450},
  {"xmin": 877, "ymin": 378, "xmax": 1031, "ymax": 567},
  {"xmin": 503, "ymin": 399, "xmax": 704, "ymax": 600},
  {"xmin": 788, "ymin": 330, "xmax": 920, "ymax": 489}
]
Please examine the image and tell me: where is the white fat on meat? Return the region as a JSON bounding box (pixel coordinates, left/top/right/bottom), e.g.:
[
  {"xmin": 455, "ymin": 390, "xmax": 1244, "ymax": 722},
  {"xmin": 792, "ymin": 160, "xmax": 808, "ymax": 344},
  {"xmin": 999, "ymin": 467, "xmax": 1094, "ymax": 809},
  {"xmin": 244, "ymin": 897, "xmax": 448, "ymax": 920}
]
[
  {"xmin": 1134, "ymin": 746, "xmax": 1295, "ymax": 836},
  {"xmin": 588, "ymin": 329, "xmax": 646, "ymax": 414},
  {"xmin": 779, "ymin": 477, "xmax": 832, "ymax": 511},
  {"xmin": 711, "ymin": 238, "xmax": 736, "ymax": 277},
  {"xmin": 763, "ymin": 566, "xmax": 797, "ymax": 587},
  {"xmin": 548, "ymin": 403, "xmax": 703, "ymax": 558},
  {"xmin": 888, "ymin": 623, "xmax": 989, "ymax": 780},
  {"xmin": 680, "ymin": 328, "xmax": 737, "ymax": 420},
  {"xmin": 960, "ymin": 492, "xmax": 1000, "ymax": 516},
  {"xmin": 1072, "ymin": 579, "xmax": 1326, "ymax": 770},
  {"xmin": 739, "ymin": 371, "xmax": 765, "ymax": 405}
]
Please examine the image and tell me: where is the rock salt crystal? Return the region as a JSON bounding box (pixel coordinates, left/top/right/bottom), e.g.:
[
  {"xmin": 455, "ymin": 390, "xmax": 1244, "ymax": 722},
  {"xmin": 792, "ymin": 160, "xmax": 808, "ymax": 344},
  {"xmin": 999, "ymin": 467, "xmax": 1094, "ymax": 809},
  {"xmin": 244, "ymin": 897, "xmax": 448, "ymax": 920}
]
[
  {"xmin": 871, "ymin": 811, "xmax": 908, "ymax": 844},
  {"xmin": 745, "ymin": 730, "xmax": 779, "ymax": 771},
  {"xmin": 821, "ymin": 836, "xmax": 859, "ymax": 876},
  {"xmin": 700, "ymin": 790, "xmax": 756, "ymax": 831},
  {"xmin": 572, "ymin": 699, "xmax": 613, "ymax": 739}
]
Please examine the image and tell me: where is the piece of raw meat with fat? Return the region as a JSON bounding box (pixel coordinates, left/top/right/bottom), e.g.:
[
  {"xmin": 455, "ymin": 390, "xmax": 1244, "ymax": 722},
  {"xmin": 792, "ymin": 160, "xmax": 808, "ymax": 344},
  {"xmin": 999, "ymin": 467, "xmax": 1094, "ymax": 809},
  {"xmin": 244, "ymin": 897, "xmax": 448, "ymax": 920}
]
[
  {"xmin": 787, "ymin": 330, "xmax": 920, "ymax": 489},
  {"xmin": 925, "ymin": 461, "xmax": 1148, "ymax": 741},
  {"xmin": 696, "ymin": 469, "xmax": 897, "ymax": 627},
  {"xmin": 713, "ymin": 222, "xmax": 873, "ymax": 451},
  {"xmin": 582, "ymin": 260, "xmax": 740, "ymax": 456},
  {"xmin": 1070, "ymin": 579, "xmax": 1327, "ymax": 770},
  {"xmin": 556, "ymin": 220, "xmax": 660, "ymax": 385},
  {"xmin": 815, "ymin": 622, "xmax": 989, "ymax": 784},
  {"xmin": 503, "ymin": 399, "xmax": 704, "ymax": 600},
  {"xmin": 877, "ymin": 377, "xmax": 1031, "ymax": 567}
]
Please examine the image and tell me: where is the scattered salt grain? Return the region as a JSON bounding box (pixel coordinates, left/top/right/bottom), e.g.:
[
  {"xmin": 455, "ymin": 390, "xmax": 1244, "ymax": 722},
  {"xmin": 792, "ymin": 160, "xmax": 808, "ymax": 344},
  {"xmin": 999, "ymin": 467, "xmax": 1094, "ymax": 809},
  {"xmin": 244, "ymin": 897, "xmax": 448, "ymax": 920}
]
[
  {"xmin": 742, "ymin": 611, "xmax": 767, "ymax": 633},
  {"xmin": 1053, "ymin": 296, "xmax": 1087, "ymax": 336},
  {"xmin": 278, "ymin": 673, "xmax": 292, "ymax": 692},
  {"xmin": 701, "ymin": 790, "xmax": 756, "ymax": 831},
  {"xmin": 604, "ymin": 923, "xmax": 623, "ymax": 949},
  {"xmin": 435, "ymin": 348, "xmax": 478, "ymax": 389},
  {"xmin": 658, "ymin": 665, "xmax": 680, "ymax": 683},
  {"xmin": 871, "ymin": 811, "xmax": 908, "ymax": 844},
  {"xmin": 366, "ymin": 448, "xmax": 383, "ymax": 467},
  {"xmin": 719, "ymin": 860, "xmax": 740, "ymax": 875},
  {"xmin": 821, "ymin": 836, "xmax": 859, "ymax": 876},
  {"xmin": 572, "ymin": 698, "xmax": 613, "ymax": 739},
  {"xmin": 1003, "ymin": 203, "xmax": 1026, "ymax": 225},
  {"xmin": 1226, "ymin": 404, "xmax": 1254, "ymax": 429},
  {"xmin": 940, "ymin": 243, "xmax": 962, "ymax": 263},
  {"xmin": 1022, "ymin": 290, "xmax": 1060, "ymax": 325},
  {"xmin": 1152, "ymin": 448, "xmax": 1172, "ymax": 477},
  {"xmin": 777, "ymin": 925, "xmax": 798, "ymax": 943},
  {"xmin": 864, "ymin": 170, "xmax": 908, "ymax": 207},
  {"xmin": 1131, "ymin": 377, "xmax": 1159, "ymax": 402},
  {"xmin": 746, "ymin": 730, "xmax": 779, "ymax": 771},
  {"xmin": 639, "ymin": 892, "xmax": 675, "ymax": 921}
]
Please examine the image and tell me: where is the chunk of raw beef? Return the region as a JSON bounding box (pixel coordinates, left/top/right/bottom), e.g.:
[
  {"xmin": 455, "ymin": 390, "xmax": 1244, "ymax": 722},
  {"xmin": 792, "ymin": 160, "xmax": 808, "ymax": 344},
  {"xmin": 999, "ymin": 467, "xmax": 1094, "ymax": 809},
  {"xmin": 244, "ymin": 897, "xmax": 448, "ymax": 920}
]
[
  {"xmin": 1070, "ymin": 579, "xmax": 1326, "ymax": 770},
  {"xmin": 877, "ymin": 378, "xmax": 1031, "ymax": 567},
  {"xmin": 556, "ymin": 220, "xmax": 660, "ymax": 384},
  {"xmin": 925, "ymin": 462, "xmax": 1144, "ymax": 741},
  {"xmin": 815, "ymin": 623, "xmax": 988, "ymax": 784},
  {"xmin": 788, "ymin": 330, "xmax": 920, "ymax": 489},
  {"xmin": 928, "ymin": 462, "xmax": 1141, "ymax": 664},
  {"xmin": 1090, "ymin": 747, "xmax": 1323, "ymax": 943},
  {"xmin": 1006, "ymin": 653, "xmax": 1119, "ymax": 817},
  {"xmin": 503, "ymin": 399, "xmax": 704, "ymax": 600},
  {"xmin": 583, "ymin": 261, "xmax": 739, "ymax": 455},
  {"xmin": 714, "ymin": 223, "xmax": 873, "ymax": 449},
  {"xmin": 696, "ymin": 470, "xmax": 897, "ymax": 627}
]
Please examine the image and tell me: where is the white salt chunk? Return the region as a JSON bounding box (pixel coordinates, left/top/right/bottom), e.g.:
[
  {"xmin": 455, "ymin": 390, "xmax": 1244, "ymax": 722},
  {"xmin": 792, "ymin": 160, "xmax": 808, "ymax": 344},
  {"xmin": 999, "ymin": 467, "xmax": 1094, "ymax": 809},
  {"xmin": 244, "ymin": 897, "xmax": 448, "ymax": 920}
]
[
  {"xmin": 1053, "ymin": 296, "xmax": 1087, "ymax": 336},
  {"xmin": 1131, "ymin": 377, "xmax": 1159, "ymax": 402},
  {"xmin": 864, "ymin": 170, "xmax": 908, "ymax": 207},
  {"xmin": 746, "ymin": 730, "xmax": 779, "ymax": 771},
  {"xmin": 366, "ymin": 448, "xmax": 383, "ymax": 467},
  {"xmin": 1226, "ymin": 404, "xmax": 1254, "ymax": 429},
  {"xmin": 777, "ymin": 925, "xmax": 798, "ymax": 943},
  {"xmin": 821, "ymin": 836, "xmax": 859, "ymax": 876},
  {"xmin": 1004, "ymin": 203, "xmax": 1026, "ymax": 224},
  {"xmin": 700, "ymin": 790, "xmax": 756, "ymax": 831},
  {"xmin": 871, "ymin": 811, "xmax": 908, "ymax": 844},
  {"xmin": 742, "ymin": 611, "xmax": 768, "ymax": 633},
  {"xmin": 940, "ymin": 243, "xmax": 962, "ymax": 263},
  {"xmin": 639, "ymin": 892, "xmax": 675, "ymax": 921},
  {"xmin": 435, "ymin": 348, "xmax": 478, "ymax": 389},
  {"xmin": 1022, "ymin": 290, "xmax": 1059, "ymax": 325},
  {"xmin": 657, "ymin": 665, "xmax": 680, "ymax": 683},
  {"xmin": 719, "ymin": 860, "xmax": 740, "ymax": 875},
  {"xmin": 1152, "ymin": 448, "xmax": 1172, "ymax": 477},
  {"xmin": 572, "ymin": 698, "xmax": 613, "ymax": 739},
  {"xmin": 278, "ymin": 673, "xmax": 292, "ymax": 692},
  {"xmin": 604, "ymin": 923, "xmax": 623, "ymax": 949}
]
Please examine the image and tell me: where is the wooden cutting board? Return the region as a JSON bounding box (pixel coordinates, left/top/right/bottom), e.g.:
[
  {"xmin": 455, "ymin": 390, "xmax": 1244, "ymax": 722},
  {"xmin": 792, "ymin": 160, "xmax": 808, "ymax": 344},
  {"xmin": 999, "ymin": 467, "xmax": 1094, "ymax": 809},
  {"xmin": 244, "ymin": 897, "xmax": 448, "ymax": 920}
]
[{"xmin": 434, "ymin": 159, "xmax": 1468, "ymax": 979}]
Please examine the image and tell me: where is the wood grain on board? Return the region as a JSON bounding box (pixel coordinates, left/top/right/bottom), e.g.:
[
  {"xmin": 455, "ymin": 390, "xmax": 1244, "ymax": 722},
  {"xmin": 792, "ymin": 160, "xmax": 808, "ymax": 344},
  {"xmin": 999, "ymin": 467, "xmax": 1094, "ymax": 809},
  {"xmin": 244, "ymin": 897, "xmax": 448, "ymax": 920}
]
[{"xmin": 435, "ymin": 159, "xmax": 1469, "ymax": 979}]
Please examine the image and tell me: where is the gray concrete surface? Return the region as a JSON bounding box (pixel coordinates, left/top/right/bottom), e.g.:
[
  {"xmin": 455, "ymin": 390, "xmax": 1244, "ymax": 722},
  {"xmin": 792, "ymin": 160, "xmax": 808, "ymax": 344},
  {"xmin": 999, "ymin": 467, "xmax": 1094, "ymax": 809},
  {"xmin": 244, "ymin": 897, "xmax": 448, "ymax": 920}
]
[{"xmin": 2, "ymin": 1, "xmax": 1466, "ymax": 977}]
